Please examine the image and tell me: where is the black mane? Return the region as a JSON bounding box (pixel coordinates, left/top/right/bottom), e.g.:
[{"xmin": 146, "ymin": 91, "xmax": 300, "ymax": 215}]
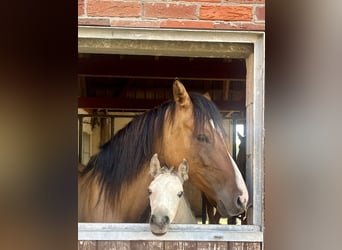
[{"xmin": 81, "ymin": 92, "xmax": 225, "ymax": 204}]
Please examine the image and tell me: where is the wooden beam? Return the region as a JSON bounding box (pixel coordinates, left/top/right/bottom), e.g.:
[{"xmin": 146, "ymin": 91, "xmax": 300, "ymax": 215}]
[
  {"xmin": 78, "ymin": 55, "xmax": 246, "ymax": 80},
  {"xmin": 78, "ymin": 97, "xmax": 245, "ymax": 112}
]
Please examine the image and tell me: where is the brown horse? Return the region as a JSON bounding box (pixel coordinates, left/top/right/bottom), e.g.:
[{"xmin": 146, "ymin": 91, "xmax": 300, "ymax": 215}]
[{"xmin": 78, "ymin": 79, "xmax": 248, "ymax": 222}]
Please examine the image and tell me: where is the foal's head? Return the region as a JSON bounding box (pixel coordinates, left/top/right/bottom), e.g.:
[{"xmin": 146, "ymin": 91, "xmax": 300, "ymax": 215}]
[{"xmin": 148, "ymin": 154, "xmax": 189, "ymax": 235}]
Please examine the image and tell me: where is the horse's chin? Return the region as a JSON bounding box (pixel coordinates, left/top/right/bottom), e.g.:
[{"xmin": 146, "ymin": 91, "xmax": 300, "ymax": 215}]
[
  {"xmin": 217, "ymin": 200, "xmax": 242, "ymax": 218},
  {"xmin": 151, "ymin": 230, "xmax": 167, "ymax": 236},
  {"xmin": 150, "ymin": 224, "xmax": 169, "ymax": 236}
]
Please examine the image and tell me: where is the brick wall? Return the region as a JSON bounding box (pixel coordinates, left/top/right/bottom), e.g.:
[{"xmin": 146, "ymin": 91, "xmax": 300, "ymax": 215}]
[{"xmin": 78, "ymin": 0, "xmax": 264, "ymax": 31}]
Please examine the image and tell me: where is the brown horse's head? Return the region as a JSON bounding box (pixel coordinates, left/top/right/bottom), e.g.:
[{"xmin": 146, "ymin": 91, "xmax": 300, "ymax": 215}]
[{"xmin": 161, "ymin": 79, "xmax": 248, "ymax": 217}]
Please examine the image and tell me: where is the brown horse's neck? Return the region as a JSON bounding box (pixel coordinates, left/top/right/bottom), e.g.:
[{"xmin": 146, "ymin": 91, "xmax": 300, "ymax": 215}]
[
  {"xmin": 79, "ymin": 165, "xmax": 152, "ymax": 223},
  {"xmin": 116, "ymin": 165, "xmax": 152, "ymax": 222}
]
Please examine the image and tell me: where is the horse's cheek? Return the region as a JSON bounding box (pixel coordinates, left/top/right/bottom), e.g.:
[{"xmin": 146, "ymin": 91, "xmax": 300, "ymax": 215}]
[{"xmin": 195, "ymin": 145, "xmax": 211, "ymax": 167}]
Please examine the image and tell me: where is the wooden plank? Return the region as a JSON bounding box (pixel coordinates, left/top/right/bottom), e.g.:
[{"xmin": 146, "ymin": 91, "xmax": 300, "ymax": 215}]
[
  {"xmin": 244, "ymin": 242, "xmax": 262, "ymax": 250},
  {"xmin": 198, "ymin": 241, "xmax": 228, "ymax": 250},
  {"xmin": 164, "ymin": 241, "xmax": 197, "ymax": 250},
  {"xmin": 228, "ymin": 242, "xmax": 261, "ymax": 250},
  {"xmin": 78, "ymin": 97, "xmax": 245, "ymax": 112},
  {"xmin": 78, "ymin": 223, "xmax": 263, "ymax": 242},
  {"xmin": 97, "ymin": 241, "xmax": 130, "ymax": 250},
  {"xmin": 77, "ymin": 240, "xmax": 261, "ymax": 250},
  {"xmin": 78, "ymin": 240, "xmax": 96, "ymax": 250},
  {"xmin": 130, "ymin": 241, "xmax": 164, "ymax": 250},
  {"xmin": 78, "ymin": 55, "xmax": 246, "ymax": 80}
]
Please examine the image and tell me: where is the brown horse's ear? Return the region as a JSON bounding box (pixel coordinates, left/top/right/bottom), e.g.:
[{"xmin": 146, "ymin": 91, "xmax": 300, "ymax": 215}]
[
  {"xmin": 178, "ymin": 159, "xmax": 189, "ymax": 182},
  {"xmin": 150, "ymin": 153, "xmax": 161, "ymax": 177},
  {"xmin": 173, "ymin": 79, "xmax": 191, "ymax": 109},
  {"xmin": 237, "ymin": 132, "xmax": 243, "ymax": 140},
  {"xmin": 203, "ymin": 92, "xmax": 212, "ymax": 100}
]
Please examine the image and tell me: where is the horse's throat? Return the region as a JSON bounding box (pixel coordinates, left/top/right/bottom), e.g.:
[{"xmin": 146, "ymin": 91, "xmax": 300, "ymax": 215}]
[{"xmin": 173, "ymin": 197, "xmax": 196, "ymax": 224}]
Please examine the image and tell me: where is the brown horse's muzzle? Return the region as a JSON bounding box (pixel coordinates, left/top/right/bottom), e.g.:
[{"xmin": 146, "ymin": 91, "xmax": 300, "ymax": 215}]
[{"xmin": 216, "ymin": 187, "xmax": 249, "ymax": 217}]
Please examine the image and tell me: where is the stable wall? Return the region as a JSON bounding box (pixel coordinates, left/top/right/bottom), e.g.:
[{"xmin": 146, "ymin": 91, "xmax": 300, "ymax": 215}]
[{"xmin": 78, "ymin": 0, "xmax": 265, "ymax": 31}]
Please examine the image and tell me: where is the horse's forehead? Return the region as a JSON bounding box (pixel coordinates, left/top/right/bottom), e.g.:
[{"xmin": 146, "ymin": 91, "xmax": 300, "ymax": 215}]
[{"xmin": 150, "ymin": 173, "xmax": 182, "ymax": 190}]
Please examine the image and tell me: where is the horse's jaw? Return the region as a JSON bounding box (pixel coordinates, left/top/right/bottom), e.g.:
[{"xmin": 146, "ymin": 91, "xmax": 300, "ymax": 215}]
[{"xmin": 216, "ymin": 194, "xmax": 248, "ymax": 218}]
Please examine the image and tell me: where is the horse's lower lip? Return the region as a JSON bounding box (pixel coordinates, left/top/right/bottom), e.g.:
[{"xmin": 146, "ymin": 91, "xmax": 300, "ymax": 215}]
[
  {"xmin": 217, "ymin": 200, "xmax": 243, "ymax": 217},
  {"xmin": 217, "ymin": 200, "xmax": 229, "ymax": 217},
  {"xmin": 152, "ymin": 231, "xmax": 167, "ymax": 236}
]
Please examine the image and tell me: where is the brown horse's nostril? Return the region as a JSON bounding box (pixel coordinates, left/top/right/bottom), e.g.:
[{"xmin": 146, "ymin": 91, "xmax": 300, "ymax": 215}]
[{"xmin": 236, "ymin": 194, "xmax": 247, "ymax": 211}]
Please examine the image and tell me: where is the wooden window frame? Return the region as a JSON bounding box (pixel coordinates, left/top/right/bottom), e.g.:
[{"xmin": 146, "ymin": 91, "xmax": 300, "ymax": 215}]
[{"xmin": 78, "ymin": 27, "xmax": 265, "ymax": 242}]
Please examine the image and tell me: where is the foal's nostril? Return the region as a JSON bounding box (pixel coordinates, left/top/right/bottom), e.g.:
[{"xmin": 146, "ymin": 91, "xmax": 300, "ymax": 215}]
[{"xmin": 163, "ymin": 216, "xmax": 170, "ymax": 224}]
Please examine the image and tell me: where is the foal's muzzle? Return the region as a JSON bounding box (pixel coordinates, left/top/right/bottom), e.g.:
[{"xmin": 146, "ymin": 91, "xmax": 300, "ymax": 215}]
[{"xmin": 149, "ymin": 214, "xmax": 170, "ymax": 235}]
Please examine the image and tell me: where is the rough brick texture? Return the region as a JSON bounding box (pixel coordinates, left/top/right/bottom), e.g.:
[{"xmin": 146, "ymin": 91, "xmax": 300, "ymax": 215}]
[
  {"xmin": 78, "ymin": 0, "xmax": 84, "ymax": 16},
  {"xmin": 173, "ymin": 0, "xmax": 221, "ymax": 2},
  {"xmin": 225, "ymin": 0, "xmax": 265, "ymax": 3},
  {"xmin": 200, "ymin": 6, "xmax": 253, "ymax": 21},
  {"xmin": 79, "ymin": 0, "xmax": 265, "ymax": 31},
  {"xmin": 144, "ymin": 3, "xmax": 197, "ymax": 19},
  {"xmin": 88, "ymin": 1, "xmax": 141, "ymax": 17},
  {"xmin": 256, "ymin": 6, "xmax": 265, "ymax": 21}
]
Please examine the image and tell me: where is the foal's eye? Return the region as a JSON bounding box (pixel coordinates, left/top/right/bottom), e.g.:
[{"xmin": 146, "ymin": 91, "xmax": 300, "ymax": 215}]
[
  {"xmin": 196, "ymin": 134, "xmax": 209, "ymax": 143},
  {"xmin": 148, "ymin": 189, "xmax": 152, "ymax": 196},
  {"xmin": 177, "ymin": 191, "xmax": 184, "ymax": 198}
]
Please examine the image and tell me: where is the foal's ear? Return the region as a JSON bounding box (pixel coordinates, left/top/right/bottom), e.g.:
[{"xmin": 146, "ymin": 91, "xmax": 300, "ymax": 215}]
[
  {"xmin": 178, "ymin": 159, "xmax": 189, "ymax": 182},
  {"xmin": 237, "ymin": 132, "xmax": 244, "ymax": 140},
  {"xmin": 150, "ymin": 153, "xmax": 161, "ymax": 177},
  {"xmin": 173, "ymin": 79, "xmax": 191, "ymax": 109}
]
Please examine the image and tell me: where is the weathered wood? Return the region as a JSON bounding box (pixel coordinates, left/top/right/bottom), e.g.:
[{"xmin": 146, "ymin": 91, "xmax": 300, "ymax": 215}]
[
  {"xmin": 97, "ymin": 241, "xmax": 130, "ymax": 250},
  {"xmin": 228, "ymin": 242, "xmax": 261, "ymax": 250},
  {"xmin": 78, "ymin": 240, "xmax": 96, "ymax": 250},
  {"xmin": 164, "ymin": 241, "xmax": 197, "ymax": 250},
  {"xmin": 77, "ymin": 240, "xmax": 261, "ymax": 250},
  {"xmin": 79, "ymin": 55, "xmax": 246, "ymax": 80},
  {"xmin": 130, "ymin": 241, "xmax": 164, "ymax": 250},
  {"xmin": 198, "ymin": 241, "xmax": 228, "ymax": 250},
  {"xmin": 78, "ymin": 223, "xmax": 263, "ymax": 242},
  {"xmin": 244, "ymin": 242, "xmax": 261, "ymax": 250},
  {"xmin": 78, "ymin": 97, "xmax": 245, "ymax": 112}
]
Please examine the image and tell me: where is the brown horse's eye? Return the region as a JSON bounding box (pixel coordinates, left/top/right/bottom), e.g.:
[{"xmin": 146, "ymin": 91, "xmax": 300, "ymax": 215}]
[
  {"xmin": 177, "ymin": 191, "xmax": 184, "ymax": 198},
  {"xmin": 196, "ymin": 134, "xmax": 209, "ymax": 143}
]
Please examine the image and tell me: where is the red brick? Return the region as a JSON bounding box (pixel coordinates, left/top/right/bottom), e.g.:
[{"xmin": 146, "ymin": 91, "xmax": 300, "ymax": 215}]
[
  {"xmin": 224, "ymin": 0, "xmax": 265, "ymax": 3},
  {"xmin": 214, "ymin": 21, "xmax": 265, "ymax": 31},
  {"xmin": 88, "ymin": 1, "xmax": 141, "ymax": 17},
  {"xmin": 172, "ymin": 0, "xmax": 220, "ymax": 2},
  {"xmin": 78, "ymin": 0, "xmax": 84, "ymax": 16},
  {"xmin": 255, "ymin": 6, "xmax": 265, "ymax": 21},
  {"xmin": 200, "ymin": 6, "xmax": 253, "ymax": 21},
  {"xmin": 161, "ymin": 20, "xmax": 214, "ymax": 29},
  {"xmin": 144, "ymin": 3, "xmax": 197, "ymax": 19},
  {"xmin": 78, "ymin": 18, "xmax": 110, "ymax": 26},
  {"xmin": 111, "ymin": 20, "xmax": 161, "ymax": 28}
]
